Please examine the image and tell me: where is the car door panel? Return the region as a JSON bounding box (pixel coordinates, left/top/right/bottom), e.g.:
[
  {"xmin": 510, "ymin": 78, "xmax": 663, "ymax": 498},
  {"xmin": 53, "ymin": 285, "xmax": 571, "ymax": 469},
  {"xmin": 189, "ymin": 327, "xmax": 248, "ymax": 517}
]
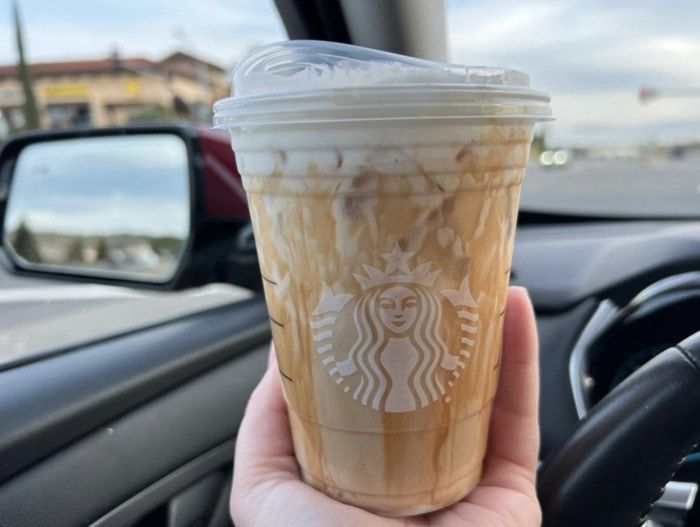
[
  {"xmin": 0, "ymin": 351, "xmax": 265, "ymax": 526},
  {"xmin": 0, "ymin": 297, "xmax": 269, "ymax": 526},
  {"xmin": 93, "ymin": 442, "xmax": 233, "ymax": 527}
]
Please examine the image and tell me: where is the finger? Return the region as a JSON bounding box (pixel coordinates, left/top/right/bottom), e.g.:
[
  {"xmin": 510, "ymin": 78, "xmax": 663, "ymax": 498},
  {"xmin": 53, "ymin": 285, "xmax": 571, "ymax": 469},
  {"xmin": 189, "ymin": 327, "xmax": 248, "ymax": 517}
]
[
  {"xmin": 233, "ymin": 342, "xmax": 298, "ymax": 489},
  {"xmin": 231, "ymin": 345, "xmax": 391, "ymax": 527},
  {"xmin": 482, "ymin": 286, "xmax": 540, "ymax": 484}
]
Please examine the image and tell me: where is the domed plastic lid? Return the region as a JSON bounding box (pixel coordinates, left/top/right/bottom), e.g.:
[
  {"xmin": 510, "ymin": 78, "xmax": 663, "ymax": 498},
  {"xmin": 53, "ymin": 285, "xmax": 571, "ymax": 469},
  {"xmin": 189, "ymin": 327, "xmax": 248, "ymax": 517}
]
[{"xmin": 213, "ymin": 40, "xmax": 552, "ymax": 128}]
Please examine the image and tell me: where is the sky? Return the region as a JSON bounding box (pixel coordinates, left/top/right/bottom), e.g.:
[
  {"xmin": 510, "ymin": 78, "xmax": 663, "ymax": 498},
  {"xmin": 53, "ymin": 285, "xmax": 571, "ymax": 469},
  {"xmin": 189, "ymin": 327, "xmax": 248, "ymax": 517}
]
[
  {"xmin": 5, "ymin": 135, "xmax": 190, "ymax": 237},
  {"xmin": 4, "ymin": 0, "xmax": 700, "ymax": 147},
  {"xmin": 446, "ymin": 0, "xmax": 700, "ymax": 147},
  {"xmin": 2, "ymin": 0, "xmax": 287, "ymax": 67}
]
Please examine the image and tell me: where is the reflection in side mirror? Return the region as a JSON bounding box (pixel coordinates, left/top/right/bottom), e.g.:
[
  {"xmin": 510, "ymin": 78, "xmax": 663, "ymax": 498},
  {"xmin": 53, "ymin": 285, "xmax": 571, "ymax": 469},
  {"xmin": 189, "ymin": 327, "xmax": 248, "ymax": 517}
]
[{"xmin": 2, "ymin": 134, "xmax": 191, "ymax": 283}]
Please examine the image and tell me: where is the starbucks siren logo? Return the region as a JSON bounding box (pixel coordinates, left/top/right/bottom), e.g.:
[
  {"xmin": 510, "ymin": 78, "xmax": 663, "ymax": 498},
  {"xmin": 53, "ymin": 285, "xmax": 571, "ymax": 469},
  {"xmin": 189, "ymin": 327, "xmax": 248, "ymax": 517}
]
[{"xmin": 311, "ymin": 244, "xmax": 479, "ymax": 413}]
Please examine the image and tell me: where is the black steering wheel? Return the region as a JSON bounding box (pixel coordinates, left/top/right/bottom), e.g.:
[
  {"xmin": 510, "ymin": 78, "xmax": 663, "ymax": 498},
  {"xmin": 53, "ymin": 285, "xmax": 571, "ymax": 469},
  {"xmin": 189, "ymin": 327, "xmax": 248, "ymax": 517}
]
[{"xmin": 538, "ymin": 331, "xmax": 700, "ymax": 526}]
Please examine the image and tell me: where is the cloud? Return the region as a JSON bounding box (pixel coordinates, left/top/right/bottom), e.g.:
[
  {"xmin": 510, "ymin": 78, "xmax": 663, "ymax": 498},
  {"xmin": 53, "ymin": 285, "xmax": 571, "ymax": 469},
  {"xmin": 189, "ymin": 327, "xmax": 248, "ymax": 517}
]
[
  {"xmin": 447, "ymin": 0, "xmax": 700, "ymax": 145},
  {"xmin": 5, "ymin": 134, "xmax": 191, "ymax": 236},
  {"xmin": 6, "ymin": 0, "xmax": 700, "ymax": 146},
  {"xmin": 4, "ymin": 0, "xmax": 287, "ymax": 66},
  {"xmin": 540, "ymin": 91, "xmax": 700, "ymax": 146},
  {"xmin": 447, "ymin": 0, "xmax": 700, "ymax": 91},
  {"xmin": 7, "ymin": 194, "xmax": 190, "ymax": 237}
]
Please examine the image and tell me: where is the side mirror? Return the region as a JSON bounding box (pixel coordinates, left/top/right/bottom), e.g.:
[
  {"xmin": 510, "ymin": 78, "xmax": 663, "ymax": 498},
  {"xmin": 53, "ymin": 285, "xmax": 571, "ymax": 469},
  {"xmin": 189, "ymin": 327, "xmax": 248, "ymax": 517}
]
[{"xmin": 0, "ymin": 125, "xmax": 260, "ymax": 290}]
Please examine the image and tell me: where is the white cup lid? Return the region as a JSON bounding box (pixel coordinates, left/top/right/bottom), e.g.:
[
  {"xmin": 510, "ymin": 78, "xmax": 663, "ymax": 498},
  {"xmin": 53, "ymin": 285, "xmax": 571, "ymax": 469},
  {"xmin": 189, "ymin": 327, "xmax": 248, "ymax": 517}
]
[{"xmin": 213, "ymin": 40, "xmax": 552, "ymax": 128}]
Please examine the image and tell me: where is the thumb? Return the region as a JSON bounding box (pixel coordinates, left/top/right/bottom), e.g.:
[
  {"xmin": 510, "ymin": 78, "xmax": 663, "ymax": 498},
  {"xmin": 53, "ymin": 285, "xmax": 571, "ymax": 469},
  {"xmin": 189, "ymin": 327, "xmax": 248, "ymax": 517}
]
[{"xmin": 481, "ymin": 286, "xmax": 540, "ymax": 486}]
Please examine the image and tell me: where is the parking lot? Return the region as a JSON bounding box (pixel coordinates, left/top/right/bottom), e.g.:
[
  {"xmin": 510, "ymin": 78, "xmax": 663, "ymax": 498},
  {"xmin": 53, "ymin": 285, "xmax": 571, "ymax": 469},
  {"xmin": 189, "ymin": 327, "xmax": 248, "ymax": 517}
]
[{"xmin": 522, "ymin": 156, "xmax": 700, "ymax": 217}]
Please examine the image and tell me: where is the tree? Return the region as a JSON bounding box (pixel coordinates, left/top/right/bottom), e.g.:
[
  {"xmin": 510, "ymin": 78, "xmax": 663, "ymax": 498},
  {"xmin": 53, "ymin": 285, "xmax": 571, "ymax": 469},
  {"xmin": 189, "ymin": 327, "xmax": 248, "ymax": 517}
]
[
  {"xmin": 13, "ymin": 1, "xmax": 39, "ymax": 129},
  {"xmin": 531, "ymin": 131, "xmax": 547, "ymax": 159},
  {"xmin": 12, "ymin": 220, "xmax": 41, "ymax": 262},
  {"xmin": 126, "ymin": 103, "xmax": 182, "ymax": 124},
  {"xmin": 95, "ymin": 237, "xmax": 109, "ymax": 261},
  {"xmin": 66, "ymin": 238, "xmax": 84, "ymax": 263}
]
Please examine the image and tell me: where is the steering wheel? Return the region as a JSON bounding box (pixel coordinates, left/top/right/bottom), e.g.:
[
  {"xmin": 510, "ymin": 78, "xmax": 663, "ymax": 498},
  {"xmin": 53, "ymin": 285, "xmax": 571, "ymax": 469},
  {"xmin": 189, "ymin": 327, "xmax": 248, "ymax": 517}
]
[{"xmin": 538, "ymin": 331, "xmax": 700, "ymax": 526}]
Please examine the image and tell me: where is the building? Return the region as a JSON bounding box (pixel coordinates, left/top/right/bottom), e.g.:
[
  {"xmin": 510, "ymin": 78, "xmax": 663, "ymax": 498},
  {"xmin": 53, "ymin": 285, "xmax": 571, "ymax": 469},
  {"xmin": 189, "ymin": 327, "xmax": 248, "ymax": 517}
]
[{"xmin": 0, "ymin": 51, "xmax": 229, "ymax": 134}]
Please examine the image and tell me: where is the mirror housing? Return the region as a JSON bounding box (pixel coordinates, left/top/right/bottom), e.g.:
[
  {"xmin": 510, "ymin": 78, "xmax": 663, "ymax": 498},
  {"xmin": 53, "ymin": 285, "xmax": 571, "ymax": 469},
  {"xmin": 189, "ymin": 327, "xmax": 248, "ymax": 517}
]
[{"xmin": 0, "ymin": 125, "xmax": 260, "ymax": 291}]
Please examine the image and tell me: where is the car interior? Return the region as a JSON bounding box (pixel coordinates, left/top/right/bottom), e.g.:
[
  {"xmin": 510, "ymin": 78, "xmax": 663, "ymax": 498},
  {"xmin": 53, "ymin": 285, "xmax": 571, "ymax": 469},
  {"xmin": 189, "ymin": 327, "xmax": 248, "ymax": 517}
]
[{"xmin": 1, "ymin": 1, "xmax": 699, "ymax": 526}]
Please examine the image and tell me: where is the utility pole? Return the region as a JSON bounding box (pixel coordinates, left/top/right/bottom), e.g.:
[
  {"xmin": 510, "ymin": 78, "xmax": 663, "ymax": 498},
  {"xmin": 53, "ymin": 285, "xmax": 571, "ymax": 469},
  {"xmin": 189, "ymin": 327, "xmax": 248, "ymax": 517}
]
[{"xmin": 12, "ymin": 0, "xmax": 39, "ymax": 129}]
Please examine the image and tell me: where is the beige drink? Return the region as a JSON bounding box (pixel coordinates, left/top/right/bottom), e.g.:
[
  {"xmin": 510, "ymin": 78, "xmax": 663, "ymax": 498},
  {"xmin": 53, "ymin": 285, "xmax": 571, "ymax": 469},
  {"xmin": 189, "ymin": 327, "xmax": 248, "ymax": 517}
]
[{"xmin": 215, "ymin": 41, "xmax": 551, "ymax": 516}]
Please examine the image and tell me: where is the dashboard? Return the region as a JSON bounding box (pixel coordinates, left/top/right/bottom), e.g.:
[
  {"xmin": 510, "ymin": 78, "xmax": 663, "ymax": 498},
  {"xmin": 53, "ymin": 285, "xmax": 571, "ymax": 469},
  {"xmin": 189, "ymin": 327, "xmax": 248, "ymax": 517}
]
[{"xmin": 513, "ymin": 219, "xmax": 700, "ymax": 523}]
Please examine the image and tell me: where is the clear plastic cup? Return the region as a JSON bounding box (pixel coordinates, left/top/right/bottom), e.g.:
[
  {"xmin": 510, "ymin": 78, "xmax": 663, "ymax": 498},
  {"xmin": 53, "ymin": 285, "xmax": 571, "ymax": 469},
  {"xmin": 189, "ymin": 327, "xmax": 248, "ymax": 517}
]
[{"xmin": 214, "ymin": 40, "xmax": 551, "ymax": 516}]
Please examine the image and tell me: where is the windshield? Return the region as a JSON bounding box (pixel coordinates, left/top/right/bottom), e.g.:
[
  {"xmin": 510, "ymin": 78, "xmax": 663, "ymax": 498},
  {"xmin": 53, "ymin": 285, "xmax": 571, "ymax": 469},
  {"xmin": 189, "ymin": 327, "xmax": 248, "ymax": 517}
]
[
  {"xmin": 447, "ymin": 0, "xmax": 700, "ymax": 217},
  {"xmin": 3, "ymin": 1, "xmax": 696, "ymax": 221}
]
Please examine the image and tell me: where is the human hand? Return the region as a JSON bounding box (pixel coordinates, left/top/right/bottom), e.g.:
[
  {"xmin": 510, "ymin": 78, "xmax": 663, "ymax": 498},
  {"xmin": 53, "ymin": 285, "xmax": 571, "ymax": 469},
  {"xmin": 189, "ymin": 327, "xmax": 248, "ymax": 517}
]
[{"xmin": 231, "ymin": 286, "xmax": 541, "ymax": 527}]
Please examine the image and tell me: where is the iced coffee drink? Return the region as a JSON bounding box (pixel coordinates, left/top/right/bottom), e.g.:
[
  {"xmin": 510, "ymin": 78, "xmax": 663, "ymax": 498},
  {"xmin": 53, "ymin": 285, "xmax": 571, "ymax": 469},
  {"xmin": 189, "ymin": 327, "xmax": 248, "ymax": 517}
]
[{"xmin": 214, "ymin": 40, "xmax": 551, "ymax": 516}]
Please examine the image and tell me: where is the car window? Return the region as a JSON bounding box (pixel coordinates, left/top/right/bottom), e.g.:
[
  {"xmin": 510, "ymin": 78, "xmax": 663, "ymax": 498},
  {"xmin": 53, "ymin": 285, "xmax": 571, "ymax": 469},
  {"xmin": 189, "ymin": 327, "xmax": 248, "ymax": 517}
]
[
  {"xmin": 0, "ymin": 0, "xmax": 285, "ymax": 365},
  {"xmin": 447, "ymin": 0, "xmax": 700, "ymax": 217}
]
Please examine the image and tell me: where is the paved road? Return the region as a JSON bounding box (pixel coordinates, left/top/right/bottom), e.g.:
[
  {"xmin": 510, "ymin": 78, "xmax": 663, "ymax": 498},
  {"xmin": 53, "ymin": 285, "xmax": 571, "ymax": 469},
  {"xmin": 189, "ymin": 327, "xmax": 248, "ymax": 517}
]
[{"xmin": 522, "ymin": 156, "xmax": 700, "ymax": 217}]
